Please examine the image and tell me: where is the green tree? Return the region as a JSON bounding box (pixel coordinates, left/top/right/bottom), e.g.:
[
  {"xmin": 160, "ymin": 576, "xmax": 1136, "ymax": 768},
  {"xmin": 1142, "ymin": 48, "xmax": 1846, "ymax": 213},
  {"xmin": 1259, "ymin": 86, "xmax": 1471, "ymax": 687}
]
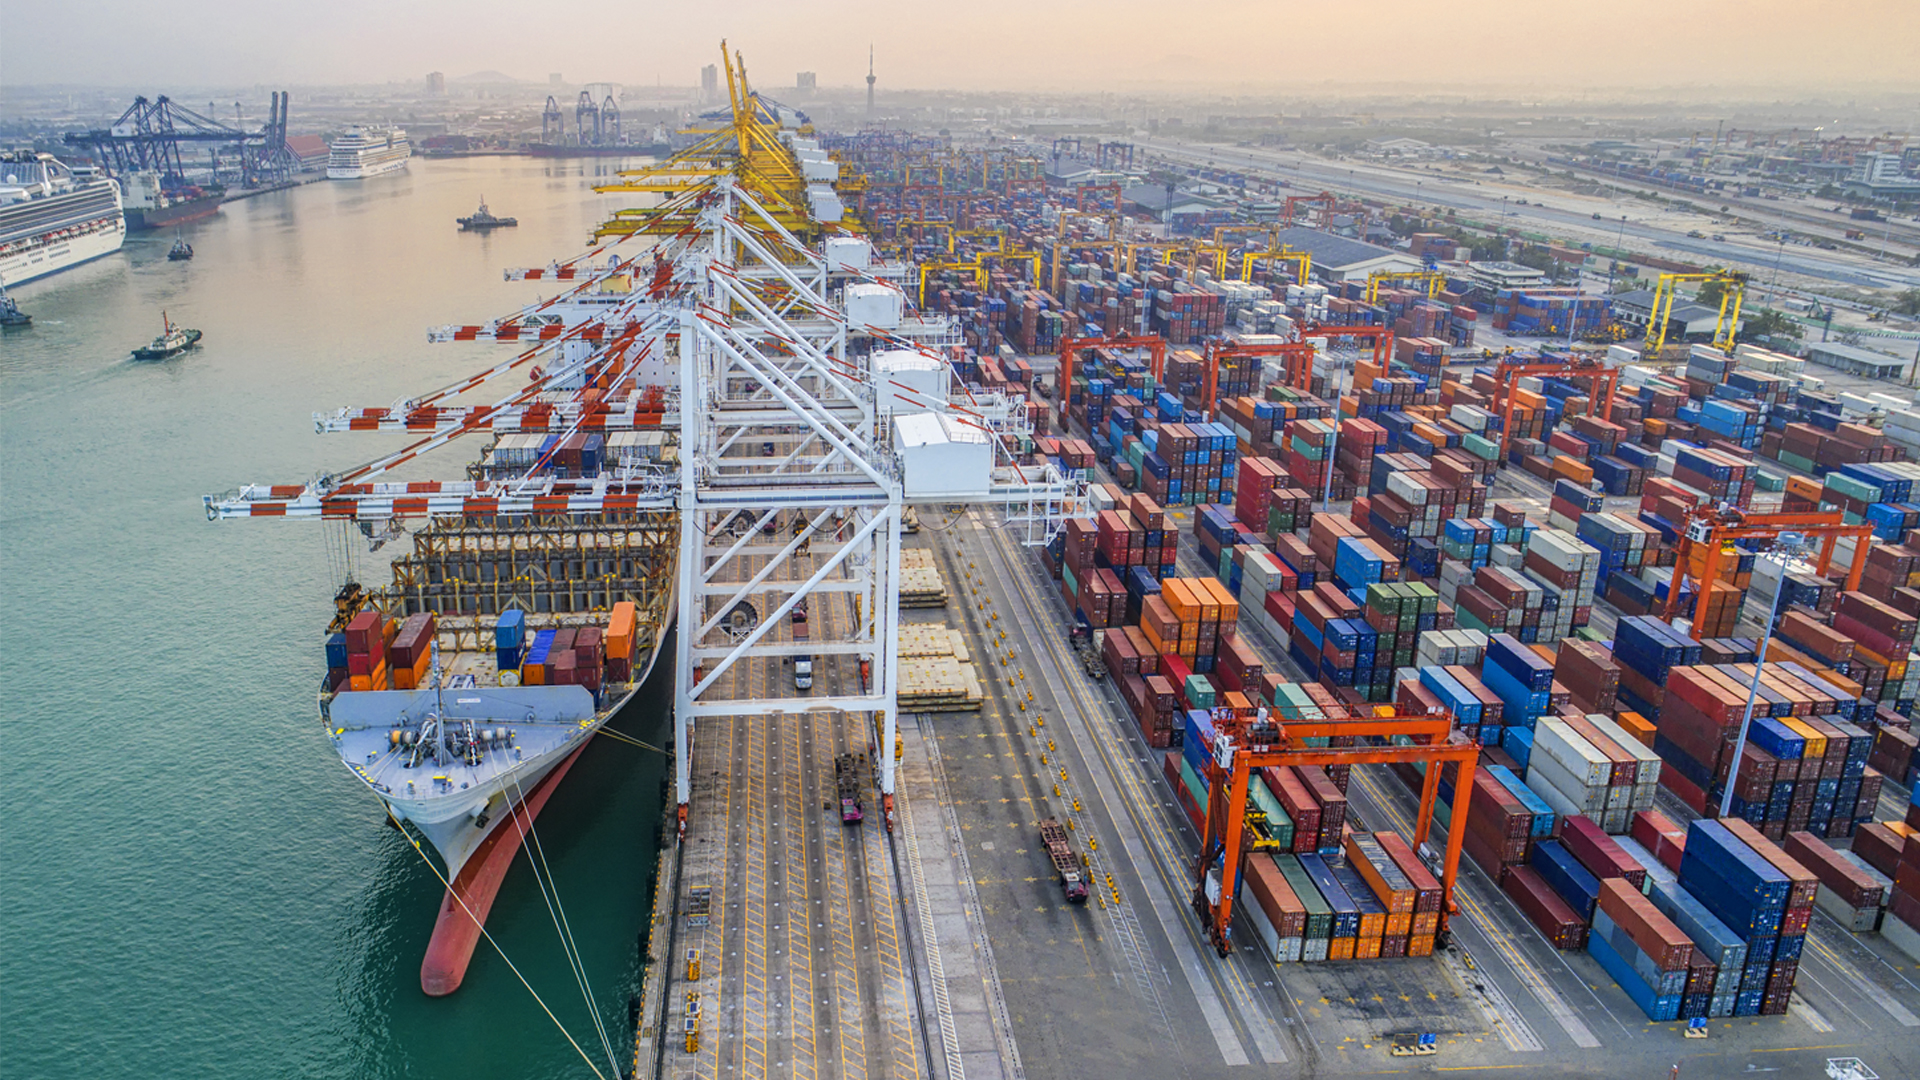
[
  {"xmin": 1892, "ymin": 288, "xmax": 1920, "ymax": 317},
  {"xmin": 1695, "ymin": 279, "xmax": 1727, "ymax": 308},
  {"xmin": 1741, "ymin": 309, "xmax": 1802, "ymax": 341}
]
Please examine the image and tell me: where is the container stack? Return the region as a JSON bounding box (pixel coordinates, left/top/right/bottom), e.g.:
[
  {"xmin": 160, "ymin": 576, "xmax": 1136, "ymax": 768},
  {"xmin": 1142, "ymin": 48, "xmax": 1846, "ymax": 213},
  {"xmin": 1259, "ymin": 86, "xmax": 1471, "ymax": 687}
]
[
  {"xmin": 1650, "ymin": 660, "xmax": 1884, "ymax": 840},
  {"xmin": 1850, "ymin": 817, "xmax": 1920, "ymax": 960},
  {"xmin": 335, "ymin": 609, "xmax": 390, "ymax": 693},
  {"xmin": 1235, "ymin": 832, "xmax": 1443, "ymax": 965},
  {"xmin": 1587, "ymin": 878, "xmax": 1698, "ymax": 1021},
  {"xmin": 388, "ymin": 613, "xmax": 438, "ymax": 690},
  {"xmin": 606, "ymin": 600, "xmax": 638, "ymax": 682},
  {"xmin": 495, "ymin": 609, "xmax": 527, "ymax": 673},
  {"xmin": 1524, "ymin": 712, "xmax": 1663, "ymax": 833},
  {"xmin": 1783, "ymin": 830, "xmax": 1889, "ymax": 933},
  {"xmin": 1673, "ymin": 820, "xmax": 1813, "ymax": 1016}
]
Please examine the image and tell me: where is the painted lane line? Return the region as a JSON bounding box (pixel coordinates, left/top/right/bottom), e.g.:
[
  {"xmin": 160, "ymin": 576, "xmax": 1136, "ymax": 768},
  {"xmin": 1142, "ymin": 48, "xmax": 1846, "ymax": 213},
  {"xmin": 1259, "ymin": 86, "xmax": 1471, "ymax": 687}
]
[{"xmin": 978, "ymin": 524, "xmax": 1278, "ymax": 1065}]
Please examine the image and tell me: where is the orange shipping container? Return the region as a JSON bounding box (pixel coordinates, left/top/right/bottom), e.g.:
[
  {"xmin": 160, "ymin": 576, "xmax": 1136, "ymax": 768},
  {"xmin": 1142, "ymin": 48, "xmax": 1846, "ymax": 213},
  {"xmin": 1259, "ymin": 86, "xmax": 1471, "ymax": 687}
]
[
  {"xmin": 1162, "ymin": 578, "xmax": 1203, "ymax": 623},
  {"xmin": 1551, "ymin": 455, "xmax": 1594, "ymax": 486},
  {"xmin": 607, "ymin": 601, "xmax": 638, "ymax": 659},
  {"xmin": 1199, "ymin": 576, "xmax": 1239, "ymax": 623},
  {"xmin": 1617, "ymin": 711, "xmax": 1657, "ymax": 748}
]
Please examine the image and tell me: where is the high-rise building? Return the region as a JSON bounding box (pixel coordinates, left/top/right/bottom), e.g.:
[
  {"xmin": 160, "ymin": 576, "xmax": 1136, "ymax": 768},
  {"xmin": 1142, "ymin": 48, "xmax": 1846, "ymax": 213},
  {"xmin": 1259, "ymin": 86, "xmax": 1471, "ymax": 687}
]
[
  {"xmin": 701, "ymin": 64, "xmax": 719, "ymax": 104},
  {"xmin": 549, "ymin": 73, "xmax": 564, "ymax": 87},
  {"xmin": 796, "ymin": 72, "xmax": 817, "ymax": 95},
  {"xmin": 426, "ymin": 72, "xmax": 446, "ymax": 96}
]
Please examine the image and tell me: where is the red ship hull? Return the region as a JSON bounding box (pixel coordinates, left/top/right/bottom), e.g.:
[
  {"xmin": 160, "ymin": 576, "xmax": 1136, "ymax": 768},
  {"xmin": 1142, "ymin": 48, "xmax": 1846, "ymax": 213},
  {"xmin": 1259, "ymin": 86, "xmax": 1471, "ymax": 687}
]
[{"xmin": 419, "ymin": 743, "xmax": 590, "ymax": 996}]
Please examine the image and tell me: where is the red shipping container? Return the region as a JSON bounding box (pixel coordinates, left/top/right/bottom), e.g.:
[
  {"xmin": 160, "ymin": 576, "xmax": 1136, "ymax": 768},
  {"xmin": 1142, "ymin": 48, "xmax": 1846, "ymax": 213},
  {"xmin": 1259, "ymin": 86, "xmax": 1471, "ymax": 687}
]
[{"xmin": 1503, "ymin": 865, "xmax": 1588, "ymax": 950}]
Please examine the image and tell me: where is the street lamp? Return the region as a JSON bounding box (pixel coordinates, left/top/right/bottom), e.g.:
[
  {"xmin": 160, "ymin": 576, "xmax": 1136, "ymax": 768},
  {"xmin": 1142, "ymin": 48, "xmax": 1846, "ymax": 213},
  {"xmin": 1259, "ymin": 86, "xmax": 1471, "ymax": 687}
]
[{"xmin": 1717, "ymin": 535, "xmax": 1815, "ymax": 821}]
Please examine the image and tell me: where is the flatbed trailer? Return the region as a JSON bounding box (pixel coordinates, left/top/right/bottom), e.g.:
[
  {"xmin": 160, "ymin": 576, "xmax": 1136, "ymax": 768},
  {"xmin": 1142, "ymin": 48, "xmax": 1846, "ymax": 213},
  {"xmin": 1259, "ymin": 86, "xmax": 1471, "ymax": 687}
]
[{"xmin": 1039, "ymin": 817, "xmax": 1089, "ymax": 903}]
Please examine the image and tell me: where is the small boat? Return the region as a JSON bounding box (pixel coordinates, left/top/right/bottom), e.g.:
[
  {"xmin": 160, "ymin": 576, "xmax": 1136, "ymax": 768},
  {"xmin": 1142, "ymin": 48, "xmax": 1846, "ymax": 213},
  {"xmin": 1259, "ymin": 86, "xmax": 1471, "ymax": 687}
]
[
  {"xmin": 457, "ymin": 197, "xmax": 517, "ymax": 231},
  {"xmin": 168, "ymin": 238, "xmax": 194, "ymax": 261},
  {"xmin": 131, "ymin": 312, "xmax": 202, "ymax": 360},
  {"xmin": 0, "ymin": 282, "xmax": 27, "ymax": 328}
]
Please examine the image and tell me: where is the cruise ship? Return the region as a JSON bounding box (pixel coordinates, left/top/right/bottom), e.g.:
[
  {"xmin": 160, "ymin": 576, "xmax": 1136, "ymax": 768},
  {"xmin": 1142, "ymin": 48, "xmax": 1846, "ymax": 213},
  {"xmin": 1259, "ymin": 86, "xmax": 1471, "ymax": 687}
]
[
  {"xmin": 0, "ymin": 151, "xmax": 125, "ymax": 286},
  {"xmin": 327, "ymin": 127, "xmax": 412, "ymax": 180}
]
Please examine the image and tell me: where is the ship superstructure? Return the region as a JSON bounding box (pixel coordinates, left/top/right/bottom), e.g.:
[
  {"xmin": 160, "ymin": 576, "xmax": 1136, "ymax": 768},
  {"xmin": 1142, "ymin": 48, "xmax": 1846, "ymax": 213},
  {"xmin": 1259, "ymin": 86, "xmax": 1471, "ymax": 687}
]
[
  {"xmin": 0, "ymin": 151, "xmax": 125, "ymax": 285},
  {"xmin": 327, "ymin": 127, "xmax": 411, "ymax": 180}
]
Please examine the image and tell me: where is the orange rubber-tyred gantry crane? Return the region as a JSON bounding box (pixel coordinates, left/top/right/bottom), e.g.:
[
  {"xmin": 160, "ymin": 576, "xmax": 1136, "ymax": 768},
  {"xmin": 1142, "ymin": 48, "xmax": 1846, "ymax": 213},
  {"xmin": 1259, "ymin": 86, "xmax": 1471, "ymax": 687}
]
[
  {"xmin": 1658, "ymin": 507, "xmax": 1872, "ymax": 639},
  {"xmin": 1285, "ymin": 191, "xmax": 1338, "ymax": 230},
  {"xmin": 1202, "ymin": 339, "xmax": 1315, "ymax": 414},
  {"xmin": 1057, "ymin": 334, "xmax": 1166, "ymax": 423},
  {"xmin": 1489, "ymin": 356, "xmax": 1620, "ymax": 464},
  {"xmin": 1192, "ymin": 705, "xmax": 1477, "ymax": 957}
]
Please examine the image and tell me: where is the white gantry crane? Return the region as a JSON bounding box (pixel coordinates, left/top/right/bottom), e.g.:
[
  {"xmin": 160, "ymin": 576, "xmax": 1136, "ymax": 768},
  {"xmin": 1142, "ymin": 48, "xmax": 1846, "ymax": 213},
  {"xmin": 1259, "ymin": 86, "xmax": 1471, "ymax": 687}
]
[{"xmin": 205, "ymin": 164, "xmax": 1083, "ymax": 833}]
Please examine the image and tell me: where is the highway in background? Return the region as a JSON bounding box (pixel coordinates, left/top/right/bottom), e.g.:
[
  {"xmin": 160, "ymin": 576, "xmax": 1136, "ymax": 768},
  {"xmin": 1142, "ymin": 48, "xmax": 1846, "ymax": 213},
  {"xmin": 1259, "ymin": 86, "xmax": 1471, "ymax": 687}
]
[{"xmin": 1141, "ymin": 139, "xmax": 1920, "ymax": 293}]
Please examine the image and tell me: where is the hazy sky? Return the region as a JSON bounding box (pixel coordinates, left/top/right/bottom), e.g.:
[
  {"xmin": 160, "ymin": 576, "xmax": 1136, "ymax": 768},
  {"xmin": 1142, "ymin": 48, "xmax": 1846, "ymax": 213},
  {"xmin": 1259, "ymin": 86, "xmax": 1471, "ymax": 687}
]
[{"xmin": 6, "ymin": 0, "xmax": 1919, "ymax": 94}]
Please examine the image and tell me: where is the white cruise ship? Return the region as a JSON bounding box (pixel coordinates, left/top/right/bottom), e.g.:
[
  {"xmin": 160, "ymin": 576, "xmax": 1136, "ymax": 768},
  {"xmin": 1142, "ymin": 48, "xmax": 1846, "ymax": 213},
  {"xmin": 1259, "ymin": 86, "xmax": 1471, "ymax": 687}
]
[
  {"xmin": 0, "ymin": 151, "xmax": 125, "ymax": 286},
  {"xmin": 327, "ymin": 127, "xmax": 412, "ymax": 180}
]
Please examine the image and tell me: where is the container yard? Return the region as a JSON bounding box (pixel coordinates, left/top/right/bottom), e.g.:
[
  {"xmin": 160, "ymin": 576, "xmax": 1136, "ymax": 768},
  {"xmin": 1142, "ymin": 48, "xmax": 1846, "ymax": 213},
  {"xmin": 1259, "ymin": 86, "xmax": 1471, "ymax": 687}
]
[{"xmin": 602, "ymin": 118, "xmax": 1920, "ymax": 1080}]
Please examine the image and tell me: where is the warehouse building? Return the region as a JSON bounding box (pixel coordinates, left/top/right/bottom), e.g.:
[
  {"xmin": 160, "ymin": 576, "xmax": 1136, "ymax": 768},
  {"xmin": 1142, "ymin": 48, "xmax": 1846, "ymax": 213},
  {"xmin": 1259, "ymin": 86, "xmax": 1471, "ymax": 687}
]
[{"xmin": 1267, "ymin": 226, "xmax": 1422, "ymax": 283}]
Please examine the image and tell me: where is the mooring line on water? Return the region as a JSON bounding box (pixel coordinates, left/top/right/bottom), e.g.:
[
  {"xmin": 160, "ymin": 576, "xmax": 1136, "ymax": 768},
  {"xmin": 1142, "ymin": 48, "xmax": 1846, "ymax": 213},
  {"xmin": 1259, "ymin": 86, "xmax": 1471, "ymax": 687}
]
[
  {"xmin": 388, "ymin": 812, "xmax": 609, "ymax": 1080},
  {"xmin": 504, "ymin": 766, "xmax": 624, "ymax": 1078}
]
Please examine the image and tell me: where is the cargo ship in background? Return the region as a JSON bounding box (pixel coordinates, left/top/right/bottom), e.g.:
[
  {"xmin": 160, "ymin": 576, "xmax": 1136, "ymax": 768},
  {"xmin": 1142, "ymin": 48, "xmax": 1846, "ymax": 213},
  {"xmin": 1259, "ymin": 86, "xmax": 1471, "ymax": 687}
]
[
  {"xmin": 0, "ymin": 150, "xmax": 125, "ymax": 285},
  {"xmin": 328, "ymin": 126, "xmax": 412, "ymax": 179},
  {"xmin": 120, "ymin": 171, "xmax": 224, "ymax": 230}
]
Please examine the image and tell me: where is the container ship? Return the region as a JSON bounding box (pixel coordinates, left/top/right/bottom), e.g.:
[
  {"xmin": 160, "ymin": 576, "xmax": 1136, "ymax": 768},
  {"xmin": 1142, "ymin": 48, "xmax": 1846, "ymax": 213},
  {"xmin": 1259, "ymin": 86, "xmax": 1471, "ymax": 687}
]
[
  {"xmin": 0, "ymin": 150, "xmax": 125, "ymax": 285},
  {"xmin": 120, "ymin": 171, "xmax": 224, "ymax": 230},
  {"xmin": 322, "ymin": 481, "xmax": 678, "ymax": 995},
  {"xmin": 211, "ymin": 277, "xmax": 681, "ymax": 996},
  {"xmin": 328, "ymin": 126, "xmax": 412, "ymax": 179}
]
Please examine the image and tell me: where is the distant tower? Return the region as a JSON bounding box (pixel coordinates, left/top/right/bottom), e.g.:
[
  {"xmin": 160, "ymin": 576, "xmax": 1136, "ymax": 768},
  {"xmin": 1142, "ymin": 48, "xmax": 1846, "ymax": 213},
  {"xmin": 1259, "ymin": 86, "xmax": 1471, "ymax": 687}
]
[
  {"xmin": 866, "ymin": 46, "xmax": 876, "ymax": 117},
  {"xmin": 426, "ymin": 71, "xmax": 445, "ymax": 96},
  {"xmin": 701, "ymin": 64, "xmax": 719, "ymax": 105}
]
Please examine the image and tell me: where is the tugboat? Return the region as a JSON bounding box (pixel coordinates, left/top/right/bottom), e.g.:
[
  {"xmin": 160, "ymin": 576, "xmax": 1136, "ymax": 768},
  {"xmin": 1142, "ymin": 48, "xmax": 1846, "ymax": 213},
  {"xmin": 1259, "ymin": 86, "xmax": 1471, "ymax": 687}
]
[
  {"xmin": 168, "ymin": 238, "xmax": 194, "ymax": 261},
  {"xmin": 130, "ymin": 312, "xmax": 202, "ymax": 360},
  {"xmin": 457, "ymin": 196, "xmax": 517, "ymax": 231},
  {"xmin": 0, "ymin": 281, "xmax": 28, "ymax": 328}
]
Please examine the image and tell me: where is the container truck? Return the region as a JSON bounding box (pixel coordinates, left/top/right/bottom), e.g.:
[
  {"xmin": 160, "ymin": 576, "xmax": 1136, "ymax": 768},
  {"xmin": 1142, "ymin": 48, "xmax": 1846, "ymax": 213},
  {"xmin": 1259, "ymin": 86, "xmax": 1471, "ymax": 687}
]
[{"xmin": 1040, "ymin": 818, "xmax": 1090, "ymax": 903}]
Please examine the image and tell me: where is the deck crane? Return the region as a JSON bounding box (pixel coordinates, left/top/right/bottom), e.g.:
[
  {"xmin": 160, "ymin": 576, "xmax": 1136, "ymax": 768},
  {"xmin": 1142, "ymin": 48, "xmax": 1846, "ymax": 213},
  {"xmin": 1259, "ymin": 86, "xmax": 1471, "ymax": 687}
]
[
  {"xmin": 1192, "ymin": 704, "xmax": 1478, "ymax": 956},
  {"xmin": 1657, "ymin": 507, "xmax": 1871, "ymax": 638}
]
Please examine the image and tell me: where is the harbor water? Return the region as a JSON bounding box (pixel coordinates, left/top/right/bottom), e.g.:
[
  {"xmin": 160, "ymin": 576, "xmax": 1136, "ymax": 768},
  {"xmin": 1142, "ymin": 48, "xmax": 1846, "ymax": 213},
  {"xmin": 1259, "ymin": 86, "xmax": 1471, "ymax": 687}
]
[{"xmin": 0, "ymin": 156, "xmax": 674, "ymax": 1078}]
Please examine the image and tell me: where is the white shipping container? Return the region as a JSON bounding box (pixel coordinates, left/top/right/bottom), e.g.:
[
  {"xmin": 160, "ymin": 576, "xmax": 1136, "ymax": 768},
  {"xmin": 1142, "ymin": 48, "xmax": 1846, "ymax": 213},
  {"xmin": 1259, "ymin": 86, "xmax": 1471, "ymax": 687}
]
[
  {"xmin": 1241, "ymin": 878, "xmax": 1281, "ymax": 958},
  {"xmin": 1583, "ymin": 713, "xmax": 1662, "ymax": 785},
  {"xmin": 1534, "ymin": 715, "xmax": 1612, "ymax": 788},
  {"xmin": 1386, "ymin": 470, "xmax": 1429, "ymax": 505}
]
